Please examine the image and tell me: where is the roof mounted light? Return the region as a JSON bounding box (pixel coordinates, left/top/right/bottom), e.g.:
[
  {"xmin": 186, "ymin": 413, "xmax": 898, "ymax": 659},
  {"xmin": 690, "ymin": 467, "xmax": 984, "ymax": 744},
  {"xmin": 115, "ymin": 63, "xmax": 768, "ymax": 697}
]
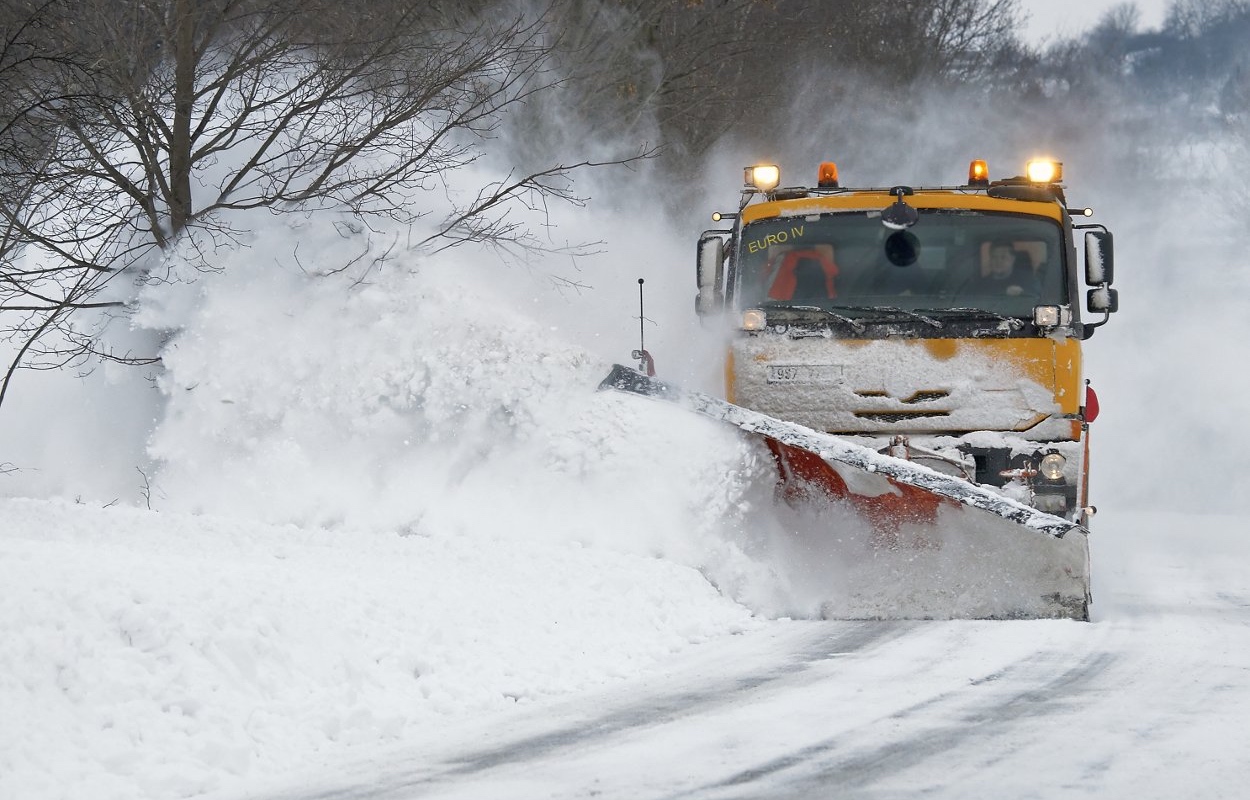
[
  {"xmin": 817, "ymin": 161, "xmax": 839, "ymax": 188},
  {"xmin": 1026, "ymin": 159, "xmax": 1063, "ymax": 184},
  {"xmin": 968, "ymin": 159, "xmax": 989, "ymax": 186},
  {"xmin": 744, "ymin": 164, "xmax": 781, "ymax": 192}
]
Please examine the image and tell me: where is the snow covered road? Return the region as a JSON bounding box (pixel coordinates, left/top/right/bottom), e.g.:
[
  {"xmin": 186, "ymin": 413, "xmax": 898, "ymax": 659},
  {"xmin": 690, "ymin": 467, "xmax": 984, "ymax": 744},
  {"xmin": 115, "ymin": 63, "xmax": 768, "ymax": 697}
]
[{"xmin": 219, "ymin": 509, "xmax": 1250, "ymax": 800}]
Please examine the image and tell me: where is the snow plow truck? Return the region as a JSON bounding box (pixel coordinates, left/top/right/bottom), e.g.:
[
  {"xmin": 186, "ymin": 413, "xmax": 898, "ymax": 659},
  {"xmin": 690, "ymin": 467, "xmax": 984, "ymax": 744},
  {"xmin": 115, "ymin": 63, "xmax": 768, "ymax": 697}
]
[{"xmin": 602, "ymin": 158, "xmax": 1118, "ymax": 620}]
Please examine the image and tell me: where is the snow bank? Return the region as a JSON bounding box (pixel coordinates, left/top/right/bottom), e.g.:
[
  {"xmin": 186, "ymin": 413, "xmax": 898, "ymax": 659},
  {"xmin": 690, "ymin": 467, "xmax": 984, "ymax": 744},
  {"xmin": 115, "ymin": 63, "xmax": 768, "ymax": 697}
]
[{"xmin": 0, "ymin": 497, "xmax": 759, "ymax": 800}]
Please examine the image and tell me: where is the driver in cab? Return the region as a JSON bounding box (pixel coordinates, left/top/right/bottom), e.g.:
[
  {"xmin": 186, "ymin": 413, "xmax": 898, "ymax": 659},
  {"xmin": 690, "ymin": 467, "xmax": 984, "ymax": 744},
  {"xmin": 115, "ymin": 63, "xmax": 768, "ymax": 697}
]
[{"xmin": 965, "ymin": 242, "xmax": 1037, "ymax": 297}]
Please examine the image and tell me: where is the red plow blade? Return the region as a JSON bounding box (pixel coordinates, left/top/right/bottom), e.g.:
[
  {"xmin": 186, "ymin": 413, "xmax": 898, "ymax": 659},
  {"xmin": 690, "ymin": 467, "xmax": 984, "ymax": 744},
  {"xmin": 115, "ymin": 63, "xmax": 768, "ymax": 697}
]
[{"xmin": 601, "ymin": 365, "xmax": 1091, "ymax": 620}]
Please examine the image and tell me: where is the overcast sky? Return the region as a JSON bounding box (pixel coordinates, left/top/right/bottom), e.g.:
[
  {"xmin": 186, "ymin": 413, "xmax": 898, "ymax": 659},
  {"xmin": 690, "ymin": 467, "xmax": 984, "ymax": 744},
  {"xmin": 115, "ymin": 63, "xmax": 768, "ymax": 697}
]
[{"xmin": 1019, "ymin": 0, "xmax": 1170, "ymax": 45}]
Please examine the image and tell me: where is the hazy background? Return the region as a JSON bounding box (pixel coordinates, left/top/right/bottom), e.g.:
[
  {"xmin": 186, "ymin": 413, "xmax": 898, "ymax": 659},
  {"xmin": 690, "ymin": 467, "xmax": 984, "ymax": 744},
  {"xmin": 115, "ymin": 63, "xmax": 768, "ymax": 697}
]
[{"xmin": 1023, "ymin": 0, "xmax": 1170, "ymax": 43}]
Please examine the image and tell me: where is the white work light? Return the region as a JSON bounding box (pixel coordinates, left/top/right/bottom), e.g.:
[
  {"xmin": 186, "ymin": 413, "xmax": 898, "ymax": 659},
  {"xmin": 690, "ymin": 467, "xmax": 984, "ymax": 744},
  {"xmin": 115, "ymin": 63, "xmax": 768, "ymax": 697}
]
[
  {"xmin": 1026, "ymin": 160, "xmax": 1063, "ymax": 184},
  {"xmin": 744, "ymin": 165, "xmax": 781, "ymax": 192}
]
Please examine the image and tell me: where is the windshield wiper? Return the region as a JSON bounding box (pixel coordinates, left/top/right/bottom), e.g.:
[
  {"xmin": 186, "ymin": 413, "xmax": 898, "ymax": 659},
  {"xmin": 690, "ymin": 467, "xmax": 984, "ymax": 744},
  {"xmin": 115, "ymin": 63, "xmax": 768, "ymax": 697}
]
[
  {"xmin": 914, "ymin": 307, "xmax": 1024, "ymax": 330},
  {"xmin": 843, "ymin": 305, "xmax": 944, "ymax": 329},
  {"xmin": 761, "ymin": 302, "xmax": 866, "ymax": 333}
]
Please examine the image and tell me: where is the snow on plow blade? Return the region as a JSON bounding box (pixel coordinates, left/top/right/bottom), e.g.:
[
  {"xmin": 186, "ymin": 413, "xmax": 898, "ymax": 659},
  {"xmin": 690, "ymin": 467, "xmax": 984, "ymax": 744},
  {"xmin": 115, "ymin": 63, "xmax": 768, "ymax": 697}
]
[{"xmin": 599, "ymin": 364, "xmax": 1091, "ymax": 620}]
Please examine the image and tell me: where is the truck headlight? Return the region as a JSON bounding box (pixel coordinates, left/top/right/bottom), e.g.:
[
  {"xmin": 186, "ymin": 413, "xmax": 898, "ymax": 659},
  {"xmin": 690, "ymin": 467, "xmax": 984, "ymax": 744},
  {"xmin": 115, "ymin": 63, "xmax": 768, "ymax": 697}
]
[
  {"xmin": 1033, "ymin": 305, "xmax": 1071, "ymax": 328},
  {"xmin": 1039, "ymin": 452, "xmax": 1066, "ymax": 481},
  {"xmin": 743, "ymin": 309, "xmax": 767, "ymax": 331}
]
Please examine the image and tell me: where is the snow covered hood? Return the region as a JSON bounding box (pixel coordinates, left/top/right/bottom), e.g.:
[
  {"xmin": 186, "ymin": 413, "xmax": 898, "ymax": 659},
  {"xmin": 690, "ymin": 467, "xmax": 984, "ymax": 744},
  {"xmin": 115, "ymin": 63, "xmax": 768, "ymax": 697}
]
[{"xmin": 729, "ymin": 335, "xmax": 1082, "ymax": 436}]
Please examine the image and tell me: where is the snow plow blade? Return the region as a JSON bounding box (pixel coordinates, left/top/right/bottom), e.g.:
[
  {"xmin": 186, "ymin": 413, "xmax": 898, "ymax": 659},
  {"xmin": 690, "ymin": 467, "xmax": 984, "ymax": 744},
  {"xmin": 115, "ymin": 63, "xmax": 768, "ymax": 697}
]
[{"xmin": 599, "ymin": 364, "xmax": 1091, "ymax": 620}]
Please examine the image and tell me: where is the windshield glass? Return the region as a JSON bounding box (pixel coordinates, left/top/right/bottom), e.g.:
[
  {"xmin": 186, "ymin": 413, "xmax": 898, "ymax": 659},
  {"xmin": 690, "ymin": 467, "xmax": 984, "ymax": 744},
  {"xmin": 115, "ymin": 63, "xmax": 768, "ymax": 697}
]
[{"xmin": 734, "ymin": 210, "xmax": 1066, "ymax": 317}]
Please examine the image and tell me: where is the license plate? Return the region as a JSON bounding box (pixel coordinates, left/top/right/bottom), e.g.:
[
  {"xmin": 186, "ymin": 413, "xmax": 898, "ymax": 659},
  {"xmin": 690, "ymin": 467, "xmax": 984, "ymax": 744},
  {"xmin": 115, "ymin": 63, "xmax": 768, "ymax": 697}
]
[{"xmin": 767, "ymin": 364, "xmax": 844, "ymax": 384}]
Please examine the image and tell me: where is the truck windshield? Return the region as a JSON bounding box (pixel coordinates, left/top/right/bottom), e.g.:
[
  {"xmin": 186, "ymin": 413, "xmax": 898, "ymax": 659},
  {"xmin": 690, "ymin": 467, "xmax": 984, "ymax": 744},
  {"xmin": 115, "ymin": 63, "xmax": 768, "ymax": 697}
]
[{"xmin": 734, "ymin": 210, "xmax": 1066, "ymax": 318}]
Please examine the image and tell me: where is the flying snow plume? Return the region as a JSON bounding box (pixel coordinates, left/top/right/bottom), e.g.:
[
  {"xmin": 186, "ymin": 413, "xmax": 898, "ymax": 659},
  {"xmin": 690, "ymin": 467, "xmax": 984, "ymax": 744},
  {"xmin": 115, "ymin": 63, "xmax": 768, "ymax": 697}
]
[{"xmin": 129, "ymin": 191, "xmax": 829, "ymax": 616}]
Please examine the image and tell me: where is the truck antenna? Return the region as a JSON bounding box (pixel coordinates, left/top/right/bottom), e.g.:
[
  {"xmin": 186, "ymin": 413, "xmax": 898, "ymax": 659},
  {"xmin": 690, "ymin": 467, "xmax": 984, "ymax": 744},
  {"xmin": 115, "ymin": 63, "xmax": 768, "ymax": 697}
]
[{"xmin": 630, "ymin": 278, "xmax": 655, "ymax": 376}]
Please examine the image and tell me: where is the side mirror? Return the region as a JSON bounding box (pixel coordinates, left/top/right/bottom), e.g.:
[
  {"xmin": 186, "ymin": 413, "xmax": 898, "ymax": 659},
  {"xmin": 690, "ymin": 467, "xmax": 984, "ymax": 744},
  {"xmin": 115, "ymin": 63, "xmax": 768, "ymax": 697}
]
[
  {"xmin": 1087, "ymin": 286, "xmax": 1119, "ymax": 313},
  {"xmin": 1084, "ymin": 230, "xmax": 1114, "ymax": 285},
  {"xmin": 696, "ymin": 234, "xmax": 725, "ymax": 316}
]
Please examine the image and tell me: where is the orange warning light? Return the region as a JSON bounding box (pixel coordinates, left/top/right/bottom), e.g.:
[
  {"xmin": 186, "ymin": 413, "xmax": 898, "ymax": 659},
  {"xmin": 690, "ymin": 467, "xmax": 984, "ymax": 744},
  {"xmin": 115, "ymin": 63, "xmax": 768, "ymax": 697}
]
[
  {"xmin": 968, "ymin": 159, "xmax": 990, "ymax": 186},
  {"xmin": 817, "ymin": 161, "xmax": 839, "ymax": 188}
]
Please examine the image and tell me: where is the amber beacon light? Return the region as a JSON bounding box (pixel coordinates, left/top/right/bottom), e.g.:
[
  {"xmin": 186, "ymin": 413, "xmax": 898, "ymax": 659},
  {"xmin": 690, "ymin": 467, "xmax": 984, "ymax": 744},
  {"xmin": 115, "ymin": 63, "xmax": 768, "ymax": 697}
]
[
  {"xmin": 817, "ymin": 161, "xmax": 839, "ymax": 188},
  {"xmin": 968, "ymin": 159, "xmax": 989, "ymax": 186}
]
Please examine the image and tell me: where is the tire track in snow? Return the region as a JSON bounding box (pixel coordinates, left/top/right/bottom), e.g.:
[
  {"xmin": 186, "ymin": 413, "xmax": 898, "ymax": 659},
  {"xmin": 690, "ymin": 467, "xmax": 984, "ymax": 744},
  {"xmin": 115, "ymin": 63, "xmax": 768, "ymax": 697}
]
[
  {"xmin": 449, "ymin": 621, "xmax": 912, "ymax": 775},
  {"xmin": 455, "ymin": 623, "xmax": 906, "ymax": 773},
  {"xmin": 678, "ymin": 647, "xmax": 1118, "ymax": 799},
  {"xmin": 264, "ymin": 621, "xmax": 914, "ymax": 800}
]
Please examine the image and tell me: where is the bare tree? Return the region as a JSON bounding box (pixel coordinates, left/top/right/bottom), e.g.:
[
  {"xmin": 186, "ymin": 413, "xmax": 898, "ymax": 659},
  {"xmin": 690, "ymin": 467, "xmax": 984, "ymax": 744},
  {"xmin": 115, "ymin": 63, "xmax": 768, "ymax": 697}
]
[
  {"xmin": 1, "ymin": 0, "xmax": 116, "ymax": 404},
  {"xmin": 497, "ymin": 0, "xmax": 760, "ymax": 172},
  {"xmin": 1164, "ymin": 0, "xmax": 1250, "ymax": 39},
  {"xmin": 766, "ymin": 0, "xmax": 1022, "ymax": 86},
  {"xmin": 0, "ymin": 0, "xmax": 643, "ymax": 409},
  {"xmin": 512, "ymin": 0, "xmax": 1022, "ymax": 180}
]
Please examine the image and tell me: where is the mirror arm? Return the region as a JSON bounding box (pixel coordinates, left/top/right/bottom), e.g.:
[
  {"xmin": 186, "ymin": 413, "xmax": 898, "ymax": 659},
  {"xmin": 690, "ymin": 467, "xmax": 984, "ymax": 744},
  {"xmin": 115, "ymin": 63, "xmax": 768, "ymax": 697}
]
[{"xmin": 1084, "ymin": 310, "xmax": 1111, "ymax": 331}]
